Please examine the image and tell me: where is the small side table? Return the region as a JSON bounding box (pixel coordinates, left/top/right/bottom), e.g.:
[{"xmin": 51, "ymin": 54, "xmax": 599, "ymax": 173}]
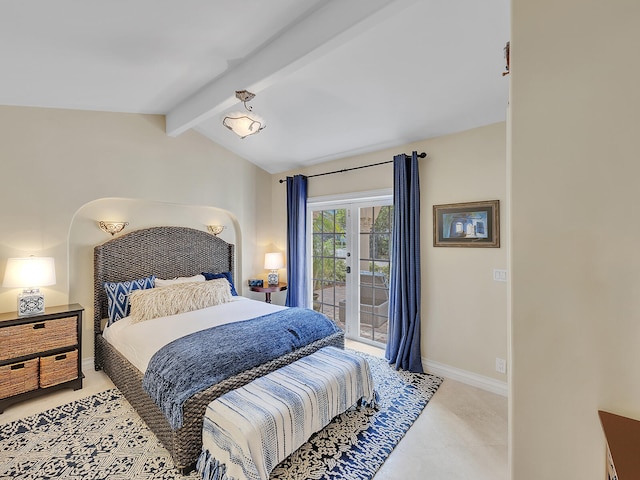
[{"xmin": 249, "ymin": 283, "xmax": 287, "ymax": 303}]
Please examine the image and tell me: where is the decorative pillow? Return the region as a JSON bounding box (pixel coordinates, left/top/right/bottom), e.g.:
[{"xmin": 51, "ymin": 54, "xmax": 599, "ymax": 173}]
[
  {"xmin": 201, "ymin": 271, "xmax": 238, "ymax": 296},
  {"xmin": 155, "ymin": 274, "xmax": 205, "ymax": 287},
  {"xmin": 104, "ymin": 275, "xmax": 155, "ymax": 326},
  {"xmin": 128, "ymin": 278, "xmax": 232, "ymax": 323}
]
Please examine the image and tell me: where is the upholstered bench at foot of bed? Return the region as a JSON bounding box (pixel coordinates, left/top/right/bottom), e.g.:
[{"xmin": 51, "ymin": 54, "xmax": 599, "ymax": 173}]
[{"xmin": 197, "ymin": 346, "xmax": 377, "ymax": 480}]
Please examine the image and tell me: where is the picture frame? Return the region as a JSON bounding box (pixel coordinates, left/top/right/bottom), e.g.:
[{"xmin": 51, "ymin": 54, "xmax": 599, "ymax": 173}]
[{"xmin": 433, "ymin": 200, "xmax": 500, "ymax": 248}]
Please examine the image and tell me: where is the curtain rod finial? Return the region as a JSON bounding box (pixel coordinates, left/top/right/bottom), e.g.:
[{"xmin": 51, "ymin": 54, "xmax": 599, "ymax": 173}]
[{"xmin": 403, "ymin": 151, "xmax": 427, "ymax": 158}]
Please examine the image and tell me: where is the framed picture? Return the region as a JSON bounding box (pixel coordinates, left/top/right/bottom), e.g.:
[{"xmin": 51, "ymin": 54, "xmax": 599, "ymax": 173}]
[{"xmin": 433, "ymin": 200, "xmax": 500, "ymax": 248}]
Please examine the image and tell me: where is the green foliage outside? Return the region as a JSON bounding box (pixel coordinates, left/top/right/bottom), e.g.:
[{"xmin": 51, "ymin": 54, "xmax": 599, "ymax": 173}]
[
  {"xmin": 368, "ymin": 206, "xmax": 392, "ymax": 280},
  {"xmin": 312, "ymin": 210, "xmax": 347, "ymax": 291}
]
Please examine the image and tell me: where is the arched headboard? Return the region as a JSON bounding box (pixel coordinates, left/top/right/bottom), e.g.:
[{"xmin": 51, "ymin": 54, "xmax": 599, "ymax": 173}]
[{"xmin": 93, "ymin": 226, "xmax": 234, "ymax": 335}]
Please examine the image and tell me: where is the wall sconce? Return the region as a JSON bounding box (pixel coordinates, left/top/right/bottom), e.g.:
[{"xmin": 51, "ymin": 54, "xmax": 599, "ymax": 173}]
[
  {"xmin": 264, "ymin": 252, "xmax": 284, "ymax": 286},
  {"xmin": 98, "ymin": 221, "xmax": 128, "ymax": 236},
  {"xmin": 2, "ymin": 257, "xmax": 56, "ymax": 316},
  {"xmin": 222, "ymin": 90, "xmax": 266, "ymax": 139},
  {"xmin": 207, "ymin": 225, "xmax": 225, "ymax": 236}
]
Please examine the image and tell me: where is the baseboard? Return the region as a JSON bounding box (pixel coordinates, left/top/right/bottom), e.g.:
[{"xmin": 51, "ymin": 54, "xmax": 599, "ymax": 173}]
[
  {"xmin": 423, "ymin": 358, "xmax": 508, "ymax": 397},
  {"xmin": 82, "ymin": 356, "xmax": 95, "ymax": 372}
]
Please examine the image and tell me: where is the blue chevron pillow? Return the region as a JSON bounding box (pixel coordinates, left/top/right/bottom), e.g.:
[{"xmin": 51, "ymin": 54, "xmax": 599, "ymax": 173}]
[{"xmin": 104, "ymin": 275, "xmax": 155, "ymax": 326}]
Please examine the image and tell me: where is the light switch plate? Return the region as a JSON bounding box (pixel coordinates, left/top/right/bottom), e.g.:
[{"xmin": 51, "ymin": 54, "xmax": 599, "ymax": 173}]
[
  {"xmin": 493, "ymin": 269, "xmax": 507, "ymax": 282},
  {"xmin": 496, "ymin": 357, "xmax": 507, "ymax": 374}
]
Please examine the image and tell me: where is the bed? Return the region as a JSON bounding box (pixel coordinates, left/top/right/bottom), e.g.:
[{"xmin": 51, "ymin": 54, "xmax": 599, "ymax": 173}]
[{"xmin": 93, "ymin": 226, "xmax": 344, "ymax": 472}]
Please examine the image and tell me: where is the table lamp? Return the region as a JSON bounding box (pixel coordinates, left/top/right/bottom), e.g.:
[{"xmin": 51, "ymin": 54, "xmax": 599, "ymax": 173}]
[
  {"xmin": 264, "ymin": 252, "xmax": 284, "ymax": 286},
  {"xmin": 2, "ymin": 257, "xmax": 56, "ymax": 316}
]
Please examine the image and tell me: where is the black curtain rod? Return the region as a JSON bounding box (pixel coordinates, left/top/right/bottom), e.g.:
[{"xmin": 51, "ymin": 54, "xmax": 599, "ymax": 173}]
[{"xmin": 278, "ymin": 151, "xmax": 427, "ymax": 183}]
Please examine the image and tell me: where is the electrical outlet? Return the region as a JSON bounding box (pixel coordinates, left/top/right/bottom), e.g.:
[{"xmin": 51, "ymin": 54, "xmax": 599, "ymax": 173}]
[{"xmin": 495, "ymin": 357, "xmax": 507, "ymax": 374}]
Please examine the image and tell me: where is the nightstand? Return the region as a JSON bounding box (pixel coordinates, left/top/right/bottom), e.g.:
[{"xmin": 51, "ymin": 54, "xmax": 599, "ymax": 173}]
[
  {"xmin": 0, "ymin": 303, "xmax": 84, "ymax": 413},
  {"xmin": 249, "ymin": 283, "xmax": 287, "ymax": 303}
]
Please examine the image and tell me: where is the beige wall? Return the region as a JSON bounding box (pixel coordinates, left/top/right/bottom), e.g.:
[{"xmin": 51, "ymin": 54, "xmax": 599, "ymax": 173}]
[
  {"xmin": 272, "ymin": 122, "xmax": 508, "ymax": 383},
  {"xmin": 510, "ymin": 0, "xmax": 640, "ymax": 478},
  {"xmin": 0, "ymin": 106, "xmax": 273, "ymax": 359}
]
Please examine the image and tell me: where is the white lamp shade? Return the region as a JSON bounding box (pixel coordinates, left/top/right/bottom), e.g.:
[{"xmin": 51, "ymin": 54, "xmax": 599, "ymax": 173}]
[
  {"xmin": 3, "ymin": 257, "xmax": 56, "ymax": 288},
  {"xmin": 222, "ymin": 112, "xmax": 265, "ymax": 138},
  {"xmin": 264, "ymin": 252, "xmax": 284, "ymax": 270}
]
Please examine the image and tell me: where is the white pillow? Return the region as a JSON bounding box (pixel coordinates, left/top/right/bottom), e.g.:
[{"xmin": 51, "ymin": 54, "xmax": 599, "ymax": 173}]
[
  {"xmin": 154, "ymin": 274, "xmax": 205, "ymax": 287},
  {"xmin": 128, "ymin": 278, "xmax": 231, "ymax": 323}
]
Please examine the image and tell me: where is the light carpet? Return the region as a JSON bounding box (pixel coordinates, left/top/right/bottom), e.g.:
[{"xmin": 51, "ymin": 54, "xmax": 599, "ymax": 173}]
[{"xmin": 0, "ymin": 353, "xmax": 442, "ymax": 480}]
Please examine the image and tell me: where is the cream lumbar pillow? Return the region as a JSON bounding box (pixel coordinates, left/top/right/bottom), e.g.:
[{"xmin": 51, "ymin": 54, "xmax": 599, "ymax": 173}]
[
  {"xmin": 128, "ymin": 278, "xmax": 231, "ymax": 323},
  {"xmin": 154, "ymin": 274, "xmax": 206, "ymax": 287}
]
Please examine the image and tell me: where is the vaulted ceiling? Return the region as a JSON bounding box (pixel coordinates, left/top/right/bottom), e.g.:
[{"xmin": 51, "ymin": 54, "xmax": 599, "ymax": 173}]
[{"xmin": 0, "ymin": 0, "xmax": 510, "ymax": 173}]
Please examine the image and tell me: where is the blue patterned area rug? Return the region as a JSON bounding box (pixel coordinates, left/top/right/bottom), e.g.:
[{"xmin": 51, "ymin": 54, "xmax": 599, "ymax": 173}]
[{"xmin": 0, "ymin": 353, "xmax": 442, "ymax": 480}]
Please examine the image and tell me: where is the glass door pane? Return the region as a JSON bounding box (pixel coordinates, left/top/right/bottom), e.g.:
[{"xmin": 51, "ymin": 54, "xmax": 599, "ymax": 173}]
[
  {"xmin": 358, "ymin": 206, "xmax": 391, "ymax": 344},
  {"xmin": 311, "ymin": 209, "xmax": 347, "ymax": 329}
]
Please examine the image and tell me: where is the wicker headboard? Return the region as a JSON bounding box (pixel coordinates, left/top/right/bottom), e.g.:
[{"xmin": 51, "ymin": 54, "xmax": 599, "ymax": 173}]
[{"xmin": 94, "ymin": 226, "xmax": 234, "ymax": 336}]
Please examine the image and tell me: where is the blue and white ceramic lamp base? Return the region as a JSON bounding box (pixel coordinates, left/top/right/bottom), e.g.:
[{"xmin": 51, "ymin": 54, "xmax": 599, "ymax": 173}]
[
  {"xmin": 18, "ymin": 289, "xmax": 45, "ymax": 316},
  {"xmin": 267, "ymin": 271, "xmax": 279, "ymax": 286}
]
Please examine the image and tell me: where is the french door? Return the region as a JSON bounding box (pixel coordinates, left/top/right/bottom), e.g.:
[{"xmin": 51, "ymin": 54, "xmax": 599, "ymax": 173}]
[{"xmin": 309, "ymin": 194, "xmax": 392, "ymax": 346}]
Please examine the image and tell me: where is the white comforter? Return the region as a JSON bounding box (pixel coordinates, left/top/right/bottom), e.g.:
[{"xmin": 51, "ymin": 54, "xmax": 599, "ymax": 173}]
[{"xmin": 102, "ymin": 296, "xmax": 286, "ymax": 373}]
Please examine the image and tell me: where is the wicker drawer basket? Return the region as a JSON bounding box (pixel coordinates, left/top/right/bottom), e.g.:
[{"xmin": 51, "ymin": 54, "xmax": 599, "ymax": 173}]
[
  {"xmin": 0, "ymin": 358, "xmax": 39, "ymax": 399},
  {"xmin": 0, "ymin": 316, "xmax": 78, "ymax": 362},
  {"xmin": 40, "ymin": 349, "xmax": 78, "ymax": 388}
]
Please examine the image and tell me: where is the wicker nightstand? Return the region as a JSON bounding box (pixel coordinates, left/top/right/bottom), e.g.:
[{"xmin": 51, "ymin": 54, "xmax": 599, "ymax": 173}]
[{"xmin": 0, "ymin": 303, "xmax": 84, "ymax": 413}]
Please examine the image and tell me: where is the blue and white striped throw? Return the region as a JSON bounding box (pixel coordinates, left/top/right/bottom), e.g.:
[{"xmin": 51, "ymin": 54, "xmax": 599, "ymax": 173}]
[{"xmin": 197, "ymin": 346, "xmax": 377, "ymax": 480}]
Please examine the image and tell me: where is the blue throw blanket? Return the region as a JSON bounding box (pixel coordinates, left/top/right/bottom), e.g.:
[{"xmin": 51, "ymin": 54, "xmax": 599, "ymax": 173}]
[{"xmin": 142, "ymin": 308, "xmax": 341, "ymax": 429}]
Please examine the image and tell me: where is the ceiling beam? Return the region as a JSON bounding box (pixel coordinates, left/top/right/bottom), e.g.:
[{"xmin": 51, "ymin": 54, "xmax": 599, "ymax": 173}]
[{"xmin": 166, "ymin": 0, "xmax": 417, "ymax": 137}]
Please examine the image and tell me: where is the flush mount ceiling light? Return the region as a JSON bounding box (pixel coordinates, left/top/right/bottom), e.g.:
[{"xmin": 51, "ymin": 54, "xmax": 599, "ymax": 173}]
[{"xmin": 222, "ymin": 90, "xmax": 266, "ymax": 139}]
